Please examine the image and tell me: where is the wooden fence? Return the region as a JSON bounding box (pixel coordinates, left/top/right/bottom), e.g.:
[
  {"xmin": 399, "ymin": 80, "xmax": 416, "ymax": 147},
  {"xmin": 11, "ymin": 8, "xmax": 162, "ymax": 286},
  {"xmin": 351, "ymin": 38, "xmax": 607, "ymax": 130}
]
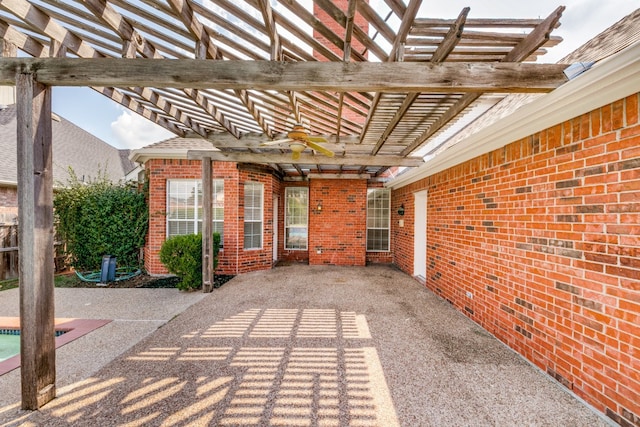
[{"xmin": 0, "ymin": 224, "xmax": 67, "ymax": 281}]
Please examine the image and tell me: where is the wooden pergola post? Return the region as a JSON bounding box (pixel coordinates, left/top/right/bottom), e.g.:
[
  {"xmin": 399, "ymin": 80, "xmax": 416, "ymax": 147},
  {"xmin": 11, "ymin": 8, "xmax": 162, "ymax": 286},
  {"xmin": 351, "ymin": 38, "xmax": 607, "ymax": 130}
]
[
  {"xmin": 16, "ymin": 72, "xmax": 56, "ymax": 409},
  {"xmin": 201, "ymin": 157, "xmax": 214, "ymax": 293},
  {"xmin": 0, "ymin": 40, "xmax": 17, "ymax": 104}
]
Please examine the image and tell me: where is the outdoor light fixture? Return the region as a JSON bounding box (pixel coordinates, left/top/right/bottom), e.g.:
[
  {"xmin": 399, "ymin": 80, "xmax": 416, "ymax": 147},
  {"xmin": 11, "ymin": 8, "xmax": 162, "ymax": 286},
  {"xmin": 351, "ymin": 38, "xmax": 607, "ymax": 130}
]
[
  {"xmin": 289, "ymin": 141, "xmax": 306, "ymax": 153},
  {"xmin": 317, "ymin": 203, "xmax": 322, "ymax": 212},
  {"xmin": 397, "ymin": 204, "xmax": 405, "ymax": 216}
]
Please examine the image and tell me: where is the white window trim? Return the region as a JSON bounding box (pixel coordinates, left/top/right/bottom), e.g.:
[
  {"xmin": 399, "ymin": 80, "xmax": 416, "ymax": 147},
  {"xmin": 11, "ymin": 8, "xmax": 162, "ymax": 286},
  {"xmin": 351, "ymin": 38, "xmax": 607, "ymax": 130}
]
[
  {"xmin": 366, "ymin": 188, "xmax": 391, "ymax": 252},
  {"xmin": 166, "ymin": 179, "xmax": 200, "ymax": 238},
  {"xmin": 284, "ymin": 187, "xmax": 309, "ymax": 250},
  {"xmin": 244, "ymin": 182, "xmax": 264, "ymax": 250},
  {"xmin": 166, "ymin": 179, "xmax": 224, "ymax": 246}
]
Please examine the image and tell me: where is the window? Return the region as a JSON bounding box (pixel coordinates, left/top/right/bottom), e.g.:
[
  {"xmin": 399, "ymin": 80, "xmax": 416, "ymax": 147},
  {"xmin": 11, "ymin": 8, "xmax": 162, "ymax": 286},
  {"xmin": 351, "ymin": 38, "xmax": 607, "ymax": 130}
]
[
  {"xmin": 366, "ymin": 189, "xmax": 390, "ymax": 251},
  {"xmin": 244, "ymin": 182, "xmax": 263, "ymax": 249},
  {"xmin": 167, "ymin": 179, "xmax": 224, "ymax": 244},
  {"xmin": 285, "ymin": 187, "xmax": 308, "ymax": 250}
]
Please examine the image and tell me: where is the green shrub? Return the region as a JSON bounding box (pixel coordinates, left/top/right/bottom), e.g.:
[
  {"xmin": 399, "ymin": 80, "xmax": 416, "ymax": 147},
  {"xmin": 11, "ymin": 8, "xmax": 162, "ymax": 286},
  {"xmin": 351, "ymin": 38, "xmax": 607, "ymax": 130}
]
[
  {"xmin": 54, "ymin": 170, "xmax": 148, "ymax": 271},
  {"xmin": 159, "ymin": 233, "xmax": 221, "ymax": 291}
]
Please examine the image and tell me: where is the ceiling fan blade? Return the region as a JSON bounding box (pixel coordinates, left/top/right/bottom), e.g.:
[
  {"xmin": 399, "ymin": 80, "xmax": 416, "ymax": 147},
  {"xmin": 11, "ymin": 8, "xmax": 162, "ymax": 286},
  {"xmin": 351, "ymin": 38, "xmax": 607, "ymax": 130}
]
[
  {"xmin": 306, "ymin": 141, "xmax": 335, "ymax": 157},
  {"xmin": 307, "ymin": 136, "xmax": 328, "ymax": 143},
  {"xmin": 291, "ymin": 150, "xmax": 301, "ymax": 161},
  {"xmin": 260, "ymin": 138, "xmax": 293, "ymax": 146}
]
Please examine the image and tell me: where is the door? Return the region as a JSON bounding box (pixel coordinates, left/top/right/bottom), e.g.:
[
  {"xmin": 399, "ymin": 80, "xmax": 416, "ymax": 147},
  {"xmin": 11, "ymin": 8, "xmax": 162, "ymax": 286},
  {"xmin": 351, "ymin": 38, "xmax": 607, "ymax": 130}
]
[
  {"xmin": 413, "ymin": 190, "xmax": 427, "ymax": 279},
  {"xmin": 273, "ymin": 195, "xmax": 279, "ymax": 262}
]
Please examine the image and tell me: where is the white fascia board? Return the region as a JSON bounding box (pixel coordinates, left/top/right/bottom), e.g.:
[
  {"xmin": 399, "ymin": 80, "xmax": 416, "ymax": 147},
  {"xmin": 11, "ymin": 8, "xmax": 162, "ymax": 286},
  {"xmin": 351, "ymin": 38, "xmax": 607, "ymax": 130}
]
[
  {"xmin": 388, "ymin": 41, "xmax": 640, "ymax": 190},
  {"xmin": 129, "ymin": 148, "xmax": 192, "ymax": 163},
  {"xmin": 0, "ymin": 180, "xmax": 17, "ymax": 187}
]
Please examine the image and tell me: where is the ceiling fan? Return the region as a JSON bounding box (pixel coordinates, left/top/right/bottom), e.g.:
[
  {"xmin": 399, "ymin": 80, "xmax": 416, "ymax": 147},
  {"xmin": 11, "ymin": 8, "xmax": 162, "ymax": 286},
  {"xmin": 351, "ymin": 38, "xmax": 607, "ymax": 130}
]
[{"xmin": 260, "ymin": 122, "xmax": 335, "ymax": 160}]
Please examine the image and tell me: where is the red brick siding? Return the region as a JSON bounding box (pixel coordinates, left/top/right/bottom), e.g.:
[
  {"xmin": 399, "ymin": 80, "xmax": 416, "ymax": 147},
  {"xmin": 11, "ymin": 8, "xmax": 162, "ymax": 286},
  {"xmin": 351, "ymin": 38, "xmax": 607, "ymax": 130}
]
[
  {"xmin": 0, "ymin": 186, "xmax": 18, "ymax": 223},
  {"xmin": 146, "ymin": 162, "xmax": 390, "ymax": 272},
  {"xmin": 366, "ymin": 250, "xmax": 393, "ymax": 264},
  {"xmin": 392, "ymin": 187, "xmax": 424, "ymax": 273},
  {"xmin": 392, "ymin": 93, "xmax": 640, "ymax": 425},
  {"xmin": 309, "ymin": 179, "xmax": 367, "ymax": 266},
  {"xmin": 236, "ymin": 169, "xmax": 278, "ymax": 274},
  {"xmin": 0, "ymin": 186, "xmax": 17, "ymax": 208},
  {"xmin": 145, "ymin": 159, "xmax": 239, "ymax": 275}
]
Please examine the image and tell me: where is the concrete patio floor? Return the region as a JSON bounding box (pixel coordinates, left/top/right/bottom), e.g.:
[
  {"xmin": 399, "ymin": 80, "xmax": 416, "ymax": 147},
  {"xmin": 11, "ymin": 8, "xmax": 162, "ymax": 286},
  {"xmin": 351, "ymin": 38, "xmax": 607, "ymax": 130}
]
[{"xmin": 0, "ymin": 264, "xmax": 609, "ymax": 426}]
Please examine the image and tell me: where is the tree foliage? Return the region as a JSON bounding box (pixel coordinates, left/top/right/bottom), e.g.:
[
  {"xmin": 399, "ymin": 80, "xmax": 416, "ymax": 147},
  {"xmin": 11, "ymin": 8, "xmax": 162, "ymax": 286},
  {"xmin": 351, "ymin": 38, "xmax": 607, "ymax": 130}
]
[
  {"xmin": 159, "ymin": 233, "xmax": 220, "ymax": 291},
  {"xmin": 54, "ymin": 170, "xmax": 148, "ymax": 271}
]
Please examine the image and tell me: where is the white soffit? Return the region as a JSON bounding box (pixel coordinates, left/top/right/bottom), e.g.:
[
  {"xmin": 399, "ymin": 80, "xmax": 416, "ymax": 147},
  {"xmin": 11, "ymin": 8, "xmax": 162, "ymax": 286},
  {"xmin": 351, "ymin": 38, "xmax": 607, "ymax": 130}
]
[{"xmin": 388, "ymin": 41, "xmax": 640, "ymax": 190}]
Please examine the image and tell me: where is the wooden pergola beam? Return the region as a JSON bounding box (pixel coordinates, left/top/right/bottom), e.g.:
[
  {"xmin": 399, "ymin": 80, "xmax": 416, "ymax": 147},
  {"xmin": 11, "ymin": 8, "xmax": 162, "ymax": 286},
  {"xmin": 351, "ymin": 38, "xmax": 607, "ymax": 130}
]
[
  {"xmin": 81, "ymin": 0, "xmax": 240, "ymax": 137},
  {"xmin": 0, "ymin": 58, "xmax": 568, "ymax": 92},
  {"xmin": 358, "ymin": 0, "xmax": 423, "ymax": 146},
  {"xmin": 0, "ymin": 0, "xmax": 186, "ymax": 136},
  {"xmin": 187, "ymin": 150, "xmax": 424, "ymax": 167},
  {"xmin": 369, "ymin": 7, "xmax": 469, "ymax": 160},
  {"xmin": 400, "ymin": 5, "xmax": 566, "ymax": 157},
  {"xmin": 167, "ymin": 0, "xmax": 269, "ymax": 137},
  {"xmin": 388, "ymin": 0, "xmax": 423, "ymax": 62}
]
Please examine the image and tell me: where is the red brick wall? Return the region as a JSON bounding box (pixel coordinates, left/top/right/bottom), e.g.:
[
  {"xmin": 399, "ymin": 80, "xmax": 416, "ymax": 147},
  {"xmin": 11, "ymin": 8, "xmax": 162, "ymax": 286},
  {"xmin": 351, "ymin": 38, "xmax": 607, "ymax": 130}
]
[
  {"xmin": 145, "ymin": 159, "xmax": 239, "ymax": 276},
  {"xmin": 146, "ymin": 162, "xmax": 391, "ymax": 273},
  {"xmin": 392, "ymin": 93, "xmax": 640, "ymax": 425},
  {"xmin": 392, "ymin": 190, "xmax": 417, "ymax": 273},
  {"xmin": 236, "ymin": 167, "xmax": 278, "ymax": 274},
  {"xmin": 309, "ymin": 178, "xmax": 367, "ymax": 266},
  {"xmin": 0, "ymin": 186, "xmax": 17, "ymax": 207},
  {"xmin": 0, "ymin": 186, "xmax": 18, "ymax": 223}
]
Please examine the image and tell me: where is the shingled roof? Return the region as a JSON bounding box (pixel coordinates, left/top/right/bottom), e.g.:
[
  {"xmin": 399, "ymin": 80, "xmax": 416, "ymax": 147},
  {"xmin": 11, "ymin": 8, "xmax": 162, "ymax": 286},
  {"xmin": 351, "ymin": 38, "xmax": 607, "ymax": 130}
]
[{"xmin": 0, "ymin": 104, "xmax": 136, "ymax": 187}]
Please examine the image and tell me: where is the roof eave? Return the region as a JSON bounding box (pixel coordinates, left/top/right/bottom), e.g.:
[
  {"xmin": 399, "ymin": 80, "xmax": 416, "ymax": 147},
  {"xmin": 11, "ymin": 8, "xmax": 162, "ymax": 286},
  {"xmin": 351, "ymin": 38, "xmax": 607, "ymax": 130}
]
[
  {"xmin": 129, "ymin": 148, "xmax": 193, "ymax": 163},
  {"xmin": 387, "ymin": 41, "xmax": 640, "ymax": 190},
  {"xmin": 0, "ymin": 180, "xmax": 17, "ymax": 188}
]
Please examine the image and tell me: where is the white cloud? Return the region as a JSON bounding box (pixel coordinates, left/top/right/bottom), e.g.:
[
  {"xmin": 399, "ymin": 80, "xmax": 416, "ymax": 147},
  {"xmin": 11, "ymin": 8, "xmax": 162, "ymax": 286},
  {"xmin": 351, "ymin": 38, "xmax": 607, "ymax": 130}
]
[{"xmin": 110, "ymin": 109, "xmax": 175, "ymax": 149}]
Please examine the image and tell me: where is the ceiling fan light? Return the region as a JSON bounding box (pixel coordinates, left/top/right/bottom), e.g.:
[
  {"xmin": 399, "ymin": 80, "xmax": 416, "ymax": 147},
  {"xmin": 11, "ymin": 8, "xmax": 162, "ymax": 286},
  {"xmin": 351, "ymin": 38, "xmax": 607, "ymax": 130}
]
[{"xmin": 289, "ymin": 141, "xmax": 306, "ymax": 153}]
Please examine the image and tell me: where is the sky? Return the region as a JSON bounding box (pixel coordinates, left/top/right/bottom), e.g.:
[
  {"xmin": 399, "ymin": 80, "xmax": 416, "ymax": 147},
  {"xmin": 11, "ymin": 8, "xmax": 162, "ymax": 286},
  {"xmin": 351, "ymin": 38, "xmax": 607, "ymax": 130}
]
[{"xmin": 49, "ymin": 0, "xmax": 639, "ymax": 150}]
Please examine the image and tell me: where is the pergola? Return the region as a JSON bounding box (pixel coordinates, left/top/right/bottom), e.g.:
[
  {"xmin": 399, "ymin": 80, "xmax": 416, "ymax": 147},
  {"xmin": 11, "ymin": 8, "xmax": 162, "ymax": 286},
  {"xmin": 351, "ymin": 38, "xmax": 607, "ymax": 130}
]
[{"xmin": 0, "ymin": 0, "xmax": 569, "ymax": 410}]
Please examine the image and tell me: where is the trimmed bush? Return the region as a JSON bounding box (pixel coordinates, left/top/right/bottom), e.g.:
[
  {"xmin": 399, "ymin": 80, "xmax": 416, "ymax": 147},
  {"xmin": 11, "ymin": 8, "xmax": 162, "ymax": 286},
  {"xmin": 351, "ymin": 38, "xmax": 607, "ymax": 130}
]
[
  {"xmin": 159, "ymin": 233, "xmax": 220, "ymax": 291},
  {"xmin": 54, "ymin": 171, "xmax": 148, "ymax": 271}
]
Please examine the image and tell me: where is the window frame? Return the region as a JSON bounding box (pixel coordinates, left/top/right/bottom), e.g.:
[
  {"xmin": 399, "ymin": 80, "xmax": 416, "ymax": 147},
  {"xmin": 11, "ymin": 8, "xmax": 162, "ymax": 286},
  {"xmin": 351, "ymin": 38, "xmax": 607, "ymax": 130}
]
[
  {"xmin": 284, "ymin": 187, "xmax": 309, "ymax": 250},
  {"xmin": 243, "ymin": 181, "xmax": 264, "ymax": 250},
  {"xmin": 166, "ymin": 179, "xmax": 224, "ymax": 246},
  {"xmin": 366, "ymin": 188, "xmax": 391, "ymax": 252}
]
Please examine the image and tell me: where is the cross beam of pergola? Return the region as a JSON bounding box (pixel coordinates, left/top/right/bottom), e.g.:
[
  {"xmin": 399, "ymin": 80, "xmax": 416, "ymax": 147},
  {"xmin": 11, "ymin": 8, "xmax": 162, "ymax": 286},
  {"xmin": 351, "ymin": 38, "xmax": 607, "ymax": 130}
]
[
  {"xmin": 0, "ymin": 0, "xmax": 568, "ymax": 411},
  {"xmin": 1, "ymin": 56, "xmax": 568, "ymax": 410}
]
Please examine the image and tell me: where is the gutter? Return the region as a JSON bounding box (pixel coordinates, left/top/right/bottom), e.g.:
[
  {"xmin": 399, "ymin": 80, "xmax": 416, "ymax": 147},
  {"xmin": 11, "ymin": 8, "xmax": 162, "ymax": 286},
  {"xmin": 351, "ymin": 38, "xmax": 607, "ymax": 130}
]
[
  {"xmin": 0, "ymin": 180, "xmax": 17, "ymax": 188},
  {"xmin": 387, "ymin": 41, "xmax": 640, "ymax": 190}
]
